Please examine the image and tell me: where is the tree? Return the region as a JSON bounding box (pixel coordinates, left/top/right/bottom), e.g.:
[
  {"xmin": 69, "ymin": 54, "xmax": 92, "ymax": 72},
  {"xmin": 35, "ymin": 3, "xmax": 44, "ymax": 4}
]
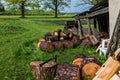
[
  {"xmin": 0, "ymin": 1, "xmax": 5, "ymax": 12},
  {"xmin": 5, "ymin": 0, "xmax": 41, "ymax": 18},
  {"xmin": 42, "ymin": 0, "xmax": 70, "ymax": 18}
]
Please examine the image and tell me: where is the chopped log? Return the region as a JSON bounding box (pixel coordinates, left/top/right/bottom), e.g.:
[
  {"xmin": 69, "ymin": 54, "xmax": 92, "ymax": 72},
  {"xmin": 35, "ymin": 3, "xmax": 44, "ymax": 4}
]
[
  {"xmin": 114, "ymin": 48, "xmax": 120, "ymax": 61},
  {"xmin": 44, "ymin": 32, "xmax": 52, "ymax": 40},
  {"xmin": 80, "ymin": 38, "xmax": 92, "ymax": 46},
  {"xmin": 39, "ymin": 41, "xmax": 54, "ymax": 52},
  {"xmin": 62, "ymin": 40, "xmax": 73, "ymax": 48},
  {"xmin": 93, "ymin": 57, "xmax": 120, "ymax": 80},
  {"xmin": 65, "ymin": 31, "xmax": 74, "ymax": 40},
  {"xmin": 38, "ymin": 38, "xmax": 46, "ymax": 48},
  {"xmin": 30, "ymin": 61, "xmax": 56, "ymax": 80},
  {"xmin": 81, "ymin": 57, "xmax": 101, "ymax": 80},
  {"xmin": 72, "ymin": 54, "xmax": 86, "ymax": 67},
  {"xmin": 110, "ymin": 74, "xmax": 120, "ymax": 80},
  {"xmin": 89, "ymin": 35, "xmax": 99, "ymax": 46},
  {"xmin": 52, "ymin": 41, "xmax": 63, "ymax": 50},
  {"xmin": 56, "ymin": 63, "xmax": 80, "ymax": 80},
  {"xmin": 72, "ymin": 36, "xmax": 81, "ymax": 47},
  {"xmin": 53, "ymin": 29, "xmax": 62, "ymax": 36},
  {"xmin": 46, "ymin": 36, "xmax": 59, "ymax": 42},
  {"xmin": 60, "ymin": 31, "xmax": 67, "ymax": 37}
]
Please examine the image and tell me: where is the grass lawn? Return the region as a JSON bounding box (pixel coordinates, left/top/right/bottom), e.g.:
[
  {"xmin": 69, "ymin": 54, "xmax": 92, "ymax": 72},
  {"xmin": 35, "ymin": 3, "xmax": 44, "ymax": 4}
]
[{"xmin": 0, "ymin": 15, "xmax": 106, "ymax": 80}]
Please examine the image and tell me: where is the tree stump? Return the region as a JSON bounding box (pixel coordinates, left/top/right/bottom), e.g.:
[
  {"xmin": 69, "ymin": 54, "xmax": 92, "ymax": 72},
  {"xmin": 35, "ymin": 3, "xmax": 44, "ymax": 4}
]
[
  {"xmin": 72, "ymin": 54, "xmax": 86, "ymax": 67},
  {"xmin": 56, "ymin": 63, "xmax": 80, "ymax": 80},
  {"xmin": 30, "ymin": 61, "xmax": 57, "ymax": 80},
  {"xmin": 81, "ymin": 57, "xmax": 101, "ymax": 80},
  {"xmin": 39, "ymin": 41, "xmax": 54, "ymax": 52}
]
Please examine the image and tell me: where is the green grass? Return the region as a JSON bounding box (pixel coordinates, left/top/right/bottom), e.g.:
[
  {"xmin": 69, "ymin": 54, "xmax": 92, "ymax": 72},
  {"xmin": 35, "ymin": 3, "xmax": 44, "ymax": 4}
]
[{"xmin": 0, "ymin": 16, "xmax": 106, "ymax": 80}]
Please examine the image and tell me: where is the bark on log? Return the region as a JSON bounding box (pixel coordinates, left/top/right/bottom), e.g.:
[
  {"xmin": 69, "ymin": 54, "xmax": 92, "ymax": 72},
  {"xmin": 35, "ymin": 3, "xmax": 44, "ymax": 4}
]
[
  {"xmin": 39, "ymin": 41, "xmax": 54, "ymax": 52},
  {"xmin": 72, "ymin": 36, "xmax": 81, "ymax": 47},
  {"xmin": 30, "ymin": 61, "xmax": 56, "ymax": 80},
  {"xmin": 44, "ymin": 32, "xmax": 52, "ymax": 40},
  {"xmin": 52, "ymin": 41, "xmax": 63, "ymax": 50},
  {"xmin": 62, "ymin": 40, "xmax": 73, "ymax": 48},
  {"xmin": 80, "ymin": 38, "xmax": 92, "ymax": 46},
  {"xmin": 56, "ymin": 63, "xmax": 80, "ymax": 80},
  {"xmin": 72, "ymin": 54, "xmax": 86, "ymax": 67},
  {"xmin": 53, "ymin": 29, "xmax": 62, "ymax": 36}
]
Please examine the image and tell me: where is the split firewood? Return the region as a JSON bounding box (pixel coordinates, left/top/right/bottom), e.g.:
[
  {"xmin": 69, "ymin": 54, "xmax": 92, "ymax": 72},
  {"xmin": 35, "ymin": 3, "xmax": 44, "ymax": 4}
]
[
  {"xmin": 56, "ymin": 63, "xmax": 80, "ymax": 80},
  {"xmin": 30, "ymin": 61, "xmax": 56, "ymax": 80},
  {"xmin": 46, "ymin": 36, "xmax": 59, "ymax": 42},
  {"xmin": 93, "ymin": 57, "xmax": 120, "ymax": 80},
  {"xmin": 39, "ymin": 41, "xmax": 54, "ymax": 52},
  {"xmin": 114, "ymin": 48, "xmax": 120, "ymax": 61},
  {"xmin": 72, "ymin": 54, "xmax": 86, "ymax": 67}
]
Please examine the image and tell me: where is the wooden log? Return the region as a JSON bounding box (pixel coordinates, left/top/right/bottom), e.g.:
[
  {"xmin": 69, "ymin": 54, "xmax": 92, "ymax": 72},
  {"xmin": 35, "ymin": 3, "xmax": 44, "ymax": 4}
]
[
  {"xmin": 46, "ymin": 36, "xmax": 59, "ymax": 42},
  {"xmin": 81, "ymin": 57, "xmax": 101, "ymax": 80},
  {"xmin": 44, "ymin": 32, "xmax": 52, "ymax": 40},
  {"xmin": 72, "ymin": 36, "xmax": 81, "ymax": 47},
  {"xmin": 72, "ymin": 54, "xmax": 86, "ymax": 67},
  {"xmin": 53, "ymin": 29, "xmax": 62, "ymax": 36},
  {"xmin": 52, "ymin": 41, "xmax": 63, "ymax": 50},
  {"xmin": 89, "ymin": 35, "xmax": 99, "ymax": 46},
  {"xmin": 93, "ymin": 57, "xmax": 120, "ymax": 80},
  {"xmin": 56, "ymin": 63, "xmax": 80, "ymax": 80},
  {"xmin": 80, "ymin": 38, "xmax": 92, "ymax": 46},
  {"xmin": 38, "ymin": 38, "xmax": 46, "ymax": 48},
  {"xmin": 39, "ymin": 41, "xmax": 54, "ymax": 52},
  {"xmin": 62, "ymin": 40, "xmax": 73, "ymax": 48},
  {"xmin": 30, "ymin": 61, "xmax": 56, "ymax": 80}
]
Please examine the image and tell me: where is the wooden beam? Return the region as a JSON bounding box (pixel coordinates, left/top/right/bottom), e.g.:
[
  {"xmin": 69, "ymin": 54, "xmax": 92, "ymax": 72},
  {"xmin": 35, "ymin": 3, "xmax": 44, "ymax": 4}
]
[
  {"xmin": 87, "ymin": 18, "xmax": 92, "ymax": 34},
  {"xmin": 78, "ymin": 19, "xmax": 83, "ymax": 37},
  {"xmin": 94, "ymin": 18, "xmax": 97, "ymax": 29},
  {"xmin": 77, "ymin": 7, "xmax": 109, "ymax": 19}
]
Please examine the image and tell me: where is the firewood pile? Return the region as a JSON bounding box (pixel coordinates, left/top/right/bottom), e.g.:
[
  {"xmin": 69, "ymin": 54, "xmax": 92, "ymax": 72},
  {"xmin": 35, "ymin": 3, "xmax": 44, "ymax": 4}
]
[
  {"xmin": 38, "ymin": 29, "xmax": 81, "ymax": 52},
  {"xmin": 30, "ymin": 54, "xmax": 102, "ymax": 80},
  {"xmin": 93, "ymin": 48, "xmax": 120, "ymax": 80}
]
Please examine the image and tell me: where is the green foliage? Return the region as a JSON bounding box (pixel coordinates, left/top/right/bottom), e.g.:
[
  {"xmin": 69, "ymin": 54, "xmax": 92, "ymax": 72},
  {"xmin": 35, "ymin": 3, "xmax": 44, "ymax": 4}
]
[
  {"xmin": 0, "ymin": 16, "xmax": 106, "ymax": 80},
  {"xmin": 0, "ymin": 1, "xmax": 5, "ymax": 12}
]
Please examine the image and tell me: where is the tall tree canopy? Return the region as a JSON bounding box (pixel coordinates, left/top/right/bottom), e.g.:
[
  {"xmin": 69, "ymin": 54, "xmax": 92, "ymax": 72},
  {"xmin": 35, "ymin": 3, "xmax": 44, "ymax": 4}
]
[
  {"xmin": 5, "ymin": 0, "xmax": 41, "ymax": 18},
  {"xmin": 42, "ymin": 0, "xmax": 70, "ymax": 18},
  {"xmin": 0, "ymin": 1, "xmax": 5, "ymax": 12}
]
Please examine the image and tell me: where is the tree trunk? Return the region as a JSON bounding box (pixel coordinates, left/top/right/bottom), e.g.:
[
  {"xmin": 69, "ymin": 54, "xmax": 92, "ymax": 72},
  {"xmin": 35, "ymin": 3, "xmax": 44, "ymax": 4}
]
[
  {"xmin": 21, "ymin": 1, "xmax": 25, "ymax": 18},
  {"xmin": 54, "ymin": 0, "xmax": 58, "ymax": 18}
]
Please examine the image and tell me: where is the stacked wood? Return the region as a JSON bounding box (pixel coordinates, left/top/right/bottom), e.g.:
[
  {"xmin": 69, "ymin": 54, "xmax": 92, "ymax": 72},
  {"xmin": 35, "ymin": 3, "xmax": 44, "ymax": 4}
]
[
  {"xmin": 56, "ymin": 63, "xmax": 80, "ymax": 80},
  {"xmin": 30, "ymin": 61, "xmax": 57, "ymax": 80},
  {"xmin": 72, "ymin": 54, "xmax": 86, "ymax": 67},
  {"xmin": 93, "ymin": 57, "xmax": 120, "ymax": 80},
  {"xmin": 81, "ymin": 57, "xmax": 101, "ymax": 80},
  {"xmin": 44, "ymin": 32, "xmax": 52, "ymax": 41},
  {"xmin": 39, "ymin": 41, "xmax": 54, "ymax": 53},
  {"xmin": 53, "ymin": 29, "xmax": 62, "ymax": 37},
  {"xmin": 89, "ymin": 35, "xmax": 99, "ymax": 46},
  {"xmin": 62, "ymin": 40, "xmax": 73, "ymax": 48}
]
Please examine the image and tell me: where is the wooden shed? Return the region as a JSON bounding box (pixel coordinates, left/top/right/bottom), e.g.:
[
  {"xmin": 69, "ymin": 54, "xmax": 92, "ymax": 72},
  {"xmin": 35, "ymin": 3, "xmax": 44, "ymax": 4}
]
[{"xmin": 73, "ymin": 0, "xmax": 109, "ymax": 38}]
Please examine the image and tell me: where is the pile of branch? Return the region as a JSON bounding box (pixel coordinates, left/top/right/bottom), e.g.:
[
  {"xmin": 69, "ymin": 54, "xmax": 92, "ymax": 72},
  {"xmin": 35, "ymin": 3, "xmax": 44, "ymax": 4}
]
[{"xmin": 38, "ymin": 29, "xmax": 80, "ymax": 52}]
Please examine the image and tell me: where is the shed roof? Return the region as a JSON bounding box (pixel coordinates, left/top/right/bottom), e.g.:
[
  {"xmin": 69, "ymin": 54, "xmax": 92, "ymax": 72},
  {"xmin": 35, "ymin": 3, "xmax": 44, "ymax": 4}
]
[{"xmin": 73, "ymin": 0, "xmax": 108, "ymax": 19}]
